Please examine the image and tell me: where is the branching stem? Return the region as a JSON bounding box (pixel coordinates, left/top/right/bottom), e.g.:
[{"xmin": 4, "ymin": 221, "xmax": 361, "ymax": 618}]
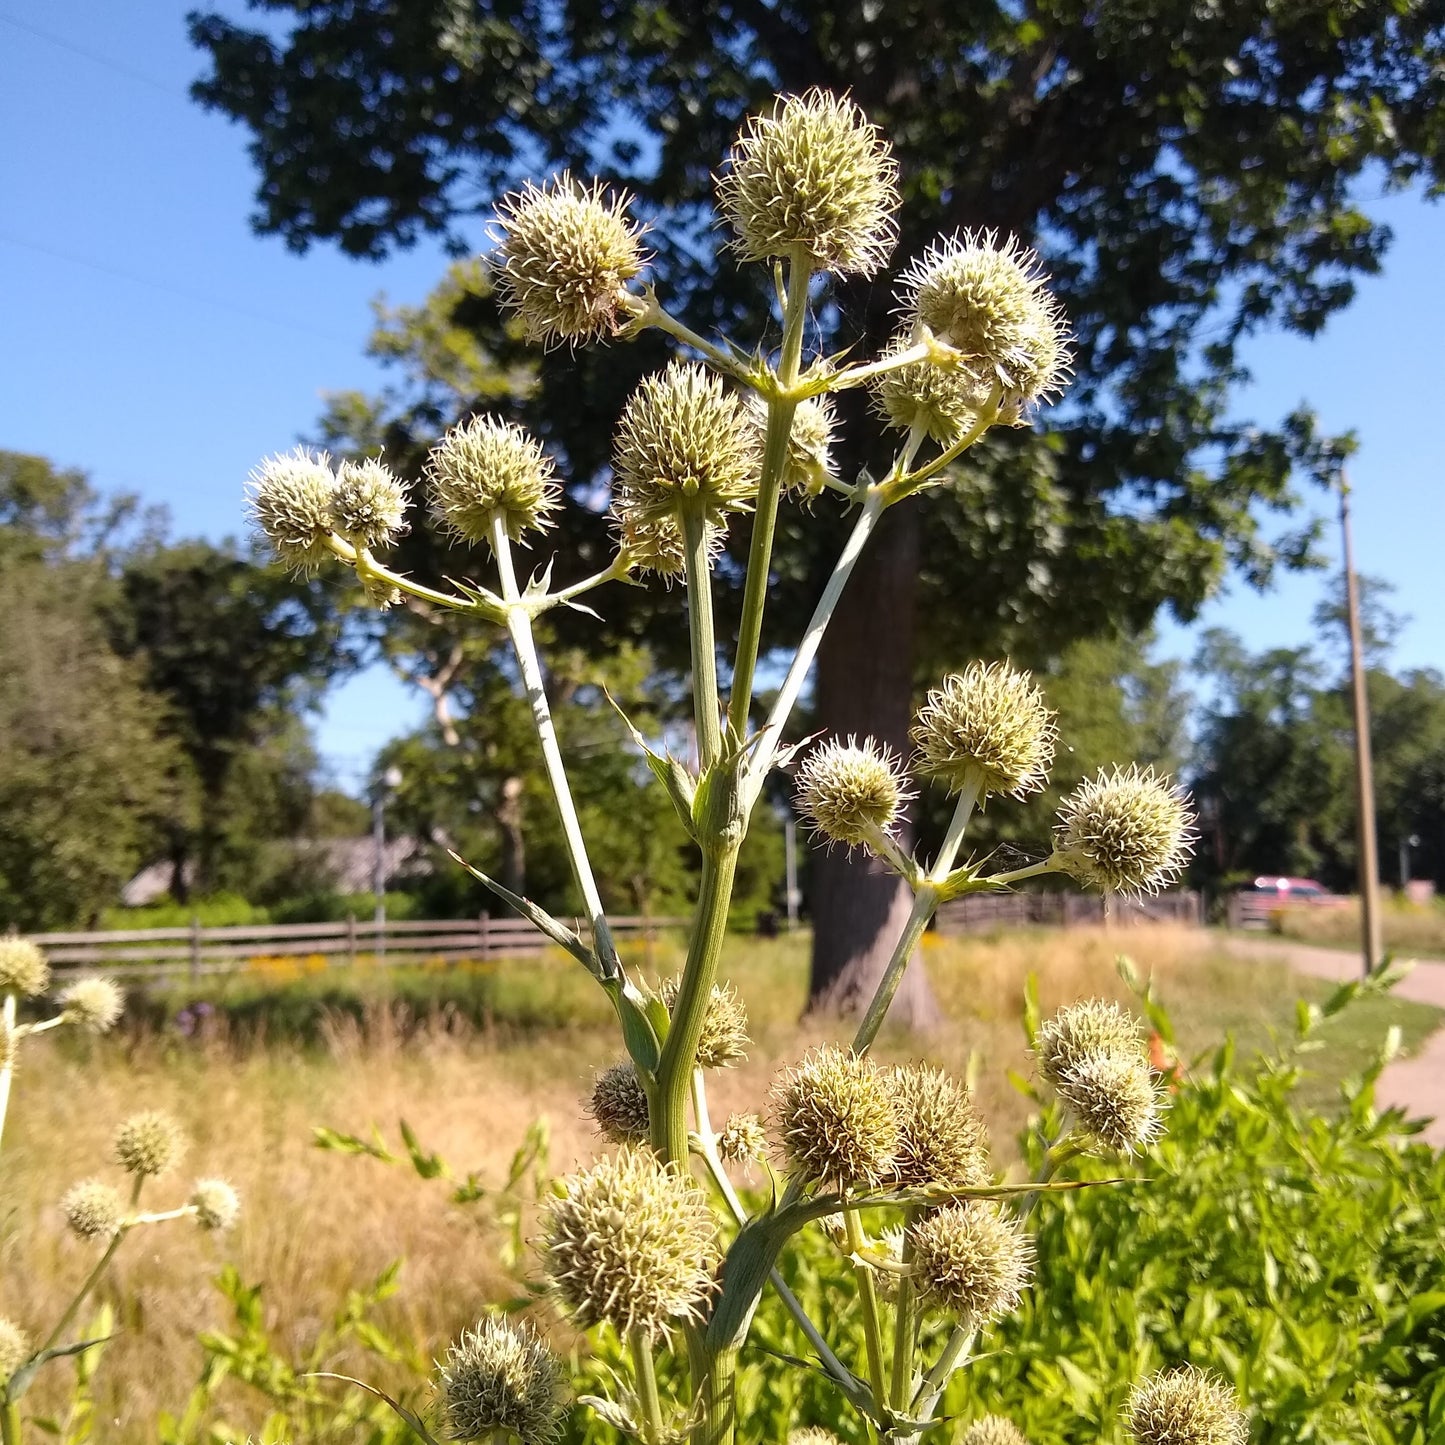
[{"xmin": 841, "ymin": 1206, "xmax": 887, "ymax": 1406}]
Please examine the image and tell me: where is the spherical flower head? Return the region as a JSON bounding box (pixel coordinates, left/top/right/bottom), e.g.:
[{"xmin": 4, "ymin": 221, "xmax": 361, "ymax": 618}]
[
  {"xmin": 897, "ymin": 231, "xmax": 1071, "ymax": 410},
  {"xmin": 0, "ymin": 938, "xmax": 49, "ymax": 998},
  {"xmin": 246, "ymin": 449, "xmax": 338, "ymax": 575},
  {"xmin": 1035, "ymin": 1000, "xmax": 1141, "ymax": 1087},
  {"xmin": 794, "ymin": 737, "xmax": 913, "ymax": 853},
  {"xmin": 1055, "ymin": 766, "xmax": 1197, "ymax": 895},
  {"xmin": 587, "ymin": 1061, "xmax": 651, "ymax": 1145},
  {"xmin": 872, "ymin": 337, "xmax": 993, "ymax": 444},
  {"xmin": 190, "ymin": 1178, "xmax": 242, "ymax": 1232},
  {"xmin": 59, "ymin": 976, "xmax": 124, "ymax": 1035},
  {"xmin": 908, "ymin": 1200, "xmax": 1032, "ymax": 1328},
  {"xmin": 114, "ymin": 1109, "xmax": 186, "ymax": 1178},
  {"xmin": 717, "ymin": 1112, "xmax": 768, "ymax": 1166},
  {"xmin": 612, "ymin": 362, "xmax": 759, "ymax": 529},
  {"xmin": 331, "ymin": 457, "xmax": 410, "ymax": 550},
  {"xmin": 438, "ymin": 1315, "xmax": 568, "ymax": 1444},
  {"xmin": 718, "ymin": 90, "xmax": 900, "ymax": 277},
  {"xmin": 912, "ymin": 663, "xmax": 1057, "ymax": 798},
  {"xmin": 612, "ymin": 507, "xmax": 725, "ymax": 588},
  {"xmin": 542, "ymin": 1147, "xmax": 719, "ymax": 1337},
  {"xmin": 494, "ymin": 174, "xmax": 645, "ymax": 347},
  {"xmin": 772, "ymin": 1044, "xmax": 900, "ymax": 1190},
  {"xmin": 789, "ymin": 1430, "xmax": 844, "ymax": 1445},
  {"xmin": 961, "ymin": 1416, "xmax": 1031, "ymax": 1445},
  {"xmin": 0, "ymin": 1317, "xmax": 29, "ymax": 1386},
  {"xmin": 427, "ymin": 416, "xmax": 561, "ymax": 546},
  {"xmin": 1056, "ymin": 1051, "xmax": 1166, "ymax": 1154},
  {"xmin": 747, "ymin": 394, "xmax": 839, "ymax": 499},
  {"xmin": 888, "ymin": 1065, "xmax": 990, "ymax": 1190},
  {"xmin": 658, "ymin": 977, "xmax": 750, "ymax": 1069},
  {"xmin": 60, "ymin": 1179, "xmax": 125, "ymax": 1241},
  {"xmin": 1125, "ymin": 1367, "xmax": 1248, "ymax": 1445}
]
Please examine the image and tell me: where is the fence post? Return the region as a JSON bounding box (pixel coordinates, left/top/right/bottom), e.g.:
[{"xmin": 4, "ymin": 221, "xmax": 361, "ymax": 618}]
[
  {"xmin": 346, "ymin": 912, "xmax": 357, "ymax": 968},
  {"xmin": 189, "ymin": 914, "xmax": 202, "ymax": 980},
  {"xmin": 478, "ymin": 911, "xmax": 490, "ymax": 959}
]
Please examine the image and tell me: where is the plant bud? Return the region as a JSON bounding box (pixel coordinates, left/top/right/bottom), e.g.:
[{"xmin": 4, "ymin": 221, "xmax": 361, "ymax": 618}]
[
  {"xmin": 1055, "ymin": 766, "xmax": 1196, "ymax": 895},
  {"xmin": 1035, "ymin": 1000, "xmax": 1141, "ymax": 1088},
  {"xmin": 961, "ymin": 1416, "xmax": 1031, "ymax": 1445},
  {"xmin": 439, "ymin": 1316, "xmax": 568, "ymax": 1444},
  {"xmin": 190, "ymin": 1178, "xmax": 242, "ymax": 1231},
  {"xmin": 888, "ymin": 1065, "xmax": 990, "ymax": 1190},
  {"xmin": 331, "ymin": 457, "xmax": 410, "ymax": 550},
  {"xmin": 1125, "ymin": 1367, "xmax": 1248, "ymax": 1445},
  {"xmin": 494, "ymin": 175, "xmax": 646, "ymax": 346},
  {"xmin": 114, "ymin": 1109, "xmax": 186, "ymax": 1178},
  {"xmin": 794, "ymin": 737, "xmax": 913, "ymax": 853},
  {"xmin": 427, "ymin": 416, "xmax": 561, "ymax": 546},
  {"xmin": 60, "ymin": 1179, "xmax": 125, "ymax": 1240},
  {"xmin": 772, "ymin": 1045, "xmax": 900, "ymax": 1190},
  {"xmin": 542, "ymin": 1148, "xmax": 719, "ymax": 1338},
  {"xmin": 1057, "ymin": 1052, "xmax": 1165, "ymax": 1154},
  {"xmin": 247, "ymin": 449, "xmax": 338, "ymax": 574},
  {"xmin": 59, "ymin": 976, "xmax": 124, "ymax": 1035},
  {"xmin": 747, "ymin": 395, "xmax": 839, "ymax": 498},
  {"xmin": 0, "ymin": 937, "xmax": 49, "ymax": 998},
  {"xmin": 912, "ymin": 662, "xmax": 1056, "ymax": 798},
  {"xmin": 0, "ymin": 1316, "xmax": 29, "ymax": 1385},
  {"xmin": 658, "ymin": 977, "xmax": 750, "ymax": 1069},
  {"xmin": 587, "ymin": 1061, "xmax": 651, "ymax": 1145},
  {"xmin": 719, "ymin": 90, "xmax": 900, "ymax": 277},
  {"xmin": 717, "ymin": 1112, "xmax": 768, "ymax": 1166},
  {"xmin": 908, "ymin": 1200, "xmax": 1032, "ymax": 1328},
  {"xmin": 872, "ymin": 337, "xmax": 993, "ymax": 444}
]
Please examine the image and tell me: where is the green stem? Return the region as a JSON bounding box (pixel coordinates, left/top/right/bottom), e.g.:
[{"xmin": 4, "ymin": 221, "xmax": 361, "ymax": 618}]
[
  {"xmin": 879, "ymin": 390, "xmax": 1000, "ymax": 506},
  {"xmin": 912, "ymin": 1327, "xmax": 975, "ymax": 1418},
  {"xmin": 2, "ymin": 1399, "xmax": 20, "ymax": 1445},
  {"xmin": 42, "ymin": 1178, "xmax": 142, "ymax": 1356},
  {"xmin": 682, "ymin": 507, "xmax": 723, "ymax": 771},
  {"xmin": 990, "ymin": 855, "xmax": 1065, "ymax": 887},
  {"xmin": 622, "ymin": 291, "xmax": 754, "ymax": 386},
  {"xmin": 889, "ymin": 1220, "xmax": 918, "ymax": 1412},
  {"xmin": 0, "ymin": 994, "xmax": 15, "ymax": 1158},
  {"xmin": 842, "ymin": 1207, "xmax": 887, "ymax": 1405},
  {"xmin": 629, "ymin": 1330, "xmax": 665, "ymax": 1445},
  {"xmin": 694, "ymin": 1346, "xmax": 737, "ymax": 1445},
  {"xmin": 326, "ymin": 535, "xmax": 505, "ymax": 618},
  {"xmin": 806, "ymin": 339, "xmax": 933, "ymax": 397}
]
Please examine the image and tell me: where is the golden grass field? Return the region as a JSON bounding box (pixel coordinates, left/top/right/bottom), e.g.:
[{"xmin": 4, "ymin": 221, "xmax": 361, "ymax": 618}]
[{"xmin": 2, "ymin": 925, "xmax": 1438, "ymax": 1439}]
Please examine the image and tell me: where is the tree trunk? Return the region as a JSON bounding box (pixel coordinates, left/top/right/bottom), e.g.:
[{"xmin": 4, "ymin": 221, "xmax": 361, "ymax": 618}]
[
  {"xmin": 498, "ymin": 775, "xmax": 526, "ymax": 896},
  {"xmin": 807, "ymin": 503, "xmax": 940, "ymax": 1031}
]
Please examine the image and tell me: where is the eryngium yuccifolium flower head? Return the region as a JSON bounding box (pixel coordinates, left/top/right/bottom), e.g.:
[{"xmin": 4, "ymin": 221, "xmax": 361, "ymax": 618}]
[
  {"xmin": 439, "ymin": 1316, "xmax": 568, "ymax": 1445},
  {"xmin": 1055, "ymin": 766, "xmax": 1197, "ymax": 895},
  {"xmin": 719, "ymin": 90, "xmax": 900, "ymax": 277},
  {"xmin": 747, "ymin": 394, "xmax": 838, "ymax": 498},
  {"xmin": 773, "ymin": 1045, "xmax": 900, "ymax": 1190},
  {"xmin": 961, "ymin": 1416, "xmax": 1031, "ymax": 1445},
  {"xmin": 658, "ymin": 977, "xmax": 750, "ymax": 1068},
  {"xmin": 1125, "ymin": 1367, "xmax": 1249, "ymax": 1445},
  {"xmin": 612, "ymin": 508, "xmax": 725, "ymax": 587},
  {"xmin": 542, "ymin": 1148, "xmax": 719, "ymax": 1337},
  {"xmin": 114, "ymin": 1110, "xmax": 186, "ymax": 1177},
  {"xmin": 60, "ymin": 1179, "xmax": 125, "ymax": 1240},
  {"xmin": 190, "ymin": 1178, "xmax": 242, "ymax": 1231},
  {"xmin": 912, "ymin": 663, "xmax": 1057, "ymax": 798},
  {"xmin": 0, "ymin": 937, "xmax": 49, "ymax": 997},
  {"xmin": 789, "ymin": 1430, "xmax": 844, "ymax": 1445},
  {"xmin": 794, "ymin": 737, "xmax": 913, "ymax": 852},
  {"xmin": 612, "ymin": 362, "xmax": 759, "ymax": 529},
  {"xmin": 717, "ymin": 1112, "xmax": 768, "ymax": 1166},
  {"xmin": 897, "ymin": 231, "xmax": 1070, "ymax": 409},
  {"xmin": 587, "ymin": 1061, "xmax": 651, "ymax": 1144},
  {"xmin": 0, "ymin": 1317, "xmax": 29, "ymax": 1385},
  {"xmin": 908, "ymin": 1200, "xmax": 1032, "ymax": 1328},
  {"xmin": 428, "ymin": 417, "xmax": 561, "ymax": 546},
  {"xmin": 888, "ymin": 1065, "xmax": 990, "ymax": 1190},
  {"xmin": 1056, "ymin": 1051, "xmax": 1166, "ymax": 1154},
  {"xmin": 494, "ymin": 175, "xmax": 645, "ymax": 346},
  {"xmin": 59, "ymin": 976, "xmax": 124, "ymax": 1034},
  {"xmin": 1035, "ymin": 1000, "xmax": 1141, "ymax": 1087},
  {"xmin": 873, "ymin": 346, "xmax": 994, "ymax": 446},
  {"xmin": 331, "ymin": 457, "xmax": 410, "ymax": 550},
  {"xmin": 247, "ymin": 449, "xmax": 337, "ymax": 575}
]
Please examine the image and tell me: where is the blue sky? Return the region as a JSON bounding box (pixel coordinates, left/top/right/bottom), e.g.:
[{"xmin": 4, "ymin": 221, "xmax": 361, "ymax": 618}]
[{"xmin": 3, "ymin": 1, "xmax": 1441, "ymax": 796}]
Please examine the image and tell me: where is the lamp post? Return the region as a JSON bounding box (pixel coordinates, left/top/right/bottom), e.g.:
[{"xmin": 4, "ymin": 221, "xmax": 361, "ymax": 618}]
[{"xmin": 372, "ymin": 764, "xmax": 404, "ymax": 951}]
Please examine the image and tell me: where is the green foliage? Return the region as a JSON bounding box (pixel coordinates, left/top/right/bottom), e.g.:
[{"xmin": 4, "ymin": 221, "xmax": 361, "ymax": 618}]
[{"xmin": 99, "ymin": 893, "xmax": 273, "ymax": 931}]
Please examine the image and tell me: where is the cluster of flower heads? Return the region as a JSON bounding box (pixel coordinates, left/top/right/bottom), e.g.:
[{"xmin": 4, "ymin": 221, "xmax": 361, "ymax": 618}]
[{"xmin": 1, "ymin": 942, "xmax": 126, "ymax": 1089}]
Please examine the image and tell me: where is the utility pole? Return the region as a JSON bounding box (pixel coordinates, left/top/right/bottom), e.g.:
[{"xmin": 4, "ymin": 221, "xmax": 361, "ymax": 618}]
[
  {"xmin": 1339, "ymin": 473, "xmax": 1382, "ymax": 977},
  {"xmin": 784, "ymin": 814, "xmax": 800, "ymax": 930},
  {"xmin": 371, "ymin": 765, "xmax": 404, "ymax": 955}
]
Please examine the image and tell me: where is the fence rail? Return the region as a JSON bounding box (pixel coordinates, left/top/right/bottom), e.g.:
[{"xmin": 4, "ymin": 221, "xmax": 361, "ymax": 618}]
[
  {"xmin": 1225, "ymin": 892, "xmax": 1352, "ymax": 931},
  {"xmin": 935, "ymin": 889, "xmax": 1202, "ymax": 936}
]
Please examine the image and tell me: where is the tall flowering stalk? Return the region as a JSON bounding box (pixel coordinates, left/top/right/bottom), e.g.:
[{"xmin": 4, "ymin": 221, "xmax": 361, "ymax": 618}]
[{"xmin": 248, "ymin": 91, "xmax": 1230, "ymax": 1445}]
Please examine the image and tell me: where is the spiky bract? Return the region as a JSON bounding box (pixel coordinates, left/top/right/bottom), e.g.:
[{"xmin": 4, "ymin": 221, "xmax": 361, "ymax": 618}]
[
  {"xmin": 908, "ymin": 1200, "xmax": 1032, "ymax": 1327},
  {"xmin": 191, "ymin": 1178, "xmax": 242, "ymax": 1231},
  {"xmin": 331, "ymin": 457, "xmax": 410, "ymax": 549},
  {"xmin": 1035, "ymin": 1000, "xmax": 1141, "ymax": 1087},
  {"xmin": 246, "ymin": 449, "xmax": 337, "ymax": 574},
  {"xmin": 59, "ymin": 976, "xmax": 124, "ymax": 1035},
  {"xmin": 889, "ymin": 1065, "xmax": 990, "ymax": 1190},
  {"xmin": 494, "ymin": 175, "xmax": 645, "ymax": 347},
  {"xmin": 719, "ymin": 90, "xmax": 899, "ymax": 277},
  {"xmin": 114, "ymin": 1110, "xmax": 186, "ymax": 1177},
  {"xmin": 794, "ymin": 737, "xmax": 912, "ymax": 852},
  {"xmin": 587, "ymin": 1062, "xmax": 651, "ymax": 1144},
  {"xmin": 60, "ymin": 1179, "xmax": 125, "ymax": 1240},
  {"xmin": 748, "ymin": 394, "xmax": 839, "ymax": 498},
  {"xmin": 717, "ymin": 1112, "xmax": 768, "ymax": 1166},
  {"xmin": 1055, "ymin": 766, "xmax": 1196, "ymax": 895},
  {"xmin": 873, "ymin": 339, "xmax": 993, "ymax": 444},
  {"xmin": 658, "ymin": 977, "xmax": 750, "ymax": 1068},
  {"xmin": 542, "ymin": 1148, "xmax": 719, "ymax": 1337},
  {"xmin": 0, "ymin": 1317, "xmax": 29, "ymax": 1385},
  {"xmin": 427, "ymin": 416, "xmax": 561, "ymax": 546},
  {"xmin": 1125, "ymin": 1367, "xmax": 1249, "ymax": 1445},
  {"xmin": 612, "ymin": 362, "xmax": 759, "ymax": 529},
  {"xmin": 439, "ymin": 1315, "xmax": 568, "ymax": 1444},
  {"xmin": 961, "ymin": 1416, "xmax": 1031, "ymax": 1445},
  {"xmin": 912, "ymin": 663, "xmax": 1056, "ymax": 798},
  {"xmin": 0, "ymin": 937, "xmax": 49, "ymax": 998},
  {"xmin": 773, "ymin": 1045, "xmax": 900, "ymax": 1190},
  {"xmin": 1056, "ymin": 1051, "xmax": 1165, "ymax": 1154}
]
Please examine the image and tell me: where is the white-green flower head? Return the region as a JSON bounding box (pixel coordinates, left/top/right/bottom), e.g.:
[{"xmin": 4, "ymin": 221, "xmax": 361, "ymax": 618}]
[
  {"xmin": 1055, "ymin": 765, "xmax": 1197, "ymax": 895},
  {"xmin": 331, "ymin": 456, "xmax": 410, "ymax": 550},
  {"xmin": 872, "ymin": 335, "xmax": 993, "ymax": 445},
  {"xmin": 1126, "ymin": 1367, "xmax": 1249, "ymax": 1445},
  {"xmin": 60, "ymin": 1179, "xmax": 125, "ymax": 1241},
  {"xmin": 897, "ymin": 231, "xmax": 1071, "ymax": 411},
  {"xmin": 1057, "ymin": 1051, "xmax": 1166, "ymax": 1155},
  {"xmin": 746, "ymin": 394, "xmax": 839, "ymax": 499},
  {"xmin": 794, "ymin": 736, "xmax": 914, "ymax": 853},
  {"xmin": 190, "ymin": 1178, "xmax": 242, "ymax": 1231},
  {"xmin": 912, "ymin": 662, "xmax": 1057, "ymax": 798},
  {"xmin": 1035, "ymin": 999, "xmax": 1142, "ymax": 1088},
  {"xmin": 114, "ymin": 1109, "xmax": 186, "ymax": 1178},
  {"xmin": 0, "ymin": 937, "xmax": 49, "ymax": 998},
  {"xmin": 789, "ymin": 1430, "xmax": 844, "ymax": 1445},
  {"xmin": 717, "ymin": 1112, "xmax": 768, "ymax": 1166},
  {"xmin": 888, "ymin": 1065, "xmax": 990, "ymax": 1191},
  {"xmin": 587, "ymin": 1061, "xmax": 651, "ymax": 1145},
  {"xmin": 542, "ymin": 1147, "xmax": 719, "ymax": 1337},
  {"xmin": 59, "ymin": 976, "xmax": 124, "ymax": 1035},
  {"xmin": 772, "ymin": 1044, "xmax": 900, "ymax": 1190},
  {"xmin": 612, "ymin": 507, "xmax": 725, "ymax": 588},
  {"xmin": 439, "ymin": 1315, "xmax": 568, "ymax": 1445},
  {"xmin": 427, "ymin": 416, "xmax": 561, "ymax": 547},
  {"xmin": 658, "ymin": 976, "xmax": 750, "ymax": 1069},
  {"xmin": 908, "ymin": 1200, "xmax": 1033, "ymax": 1328},
  {"xmin": 494, "ymin": 174, "xmax": 646, "ymax": 347},
  {"xmin": 719, "ymin": 89, "xmax": 900, "ymax": 277},
  {"xmin": 961, "ymin": 1416, "xmax": 1031, "ymax": 1445},
  {"xmin": 0, "ymin": 1317, "xmax": 29, "ymax": 1386},
  {"xmin": 247, "ymin": 448, "xmax": 338, "ymax": 575},
  {"xmin": 612, "ymin": 361, "xmax": 759, "ymax": 529}
]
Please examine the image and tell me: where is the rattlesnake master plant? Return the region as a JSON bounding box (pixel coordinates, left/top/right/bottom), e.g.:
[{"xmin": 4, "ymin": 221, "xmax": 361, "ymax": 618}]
[{"xmin": 247, "ymin": 89, "xmax": 1230, "ymax": 1445}]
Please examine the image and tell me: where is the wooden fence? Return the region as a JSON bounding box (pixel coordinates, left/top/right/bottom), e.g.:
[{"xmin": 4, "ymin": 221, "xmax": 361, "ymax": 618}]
[
  {"xmin": 1224, "ymin": 892, "xmax": 1351, "ymax": 931},
  {"xmin": 935, "ymin": 889, "xmax": 1202, "ymax": 936}
]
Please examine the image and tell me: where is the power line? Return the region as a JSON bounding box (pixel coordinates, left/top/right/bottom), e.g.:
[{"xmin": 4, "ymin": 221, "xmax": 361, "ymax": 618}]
[{"xmin": 0, "ymin": 9, "xmax": 184, "ymax": 97}]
